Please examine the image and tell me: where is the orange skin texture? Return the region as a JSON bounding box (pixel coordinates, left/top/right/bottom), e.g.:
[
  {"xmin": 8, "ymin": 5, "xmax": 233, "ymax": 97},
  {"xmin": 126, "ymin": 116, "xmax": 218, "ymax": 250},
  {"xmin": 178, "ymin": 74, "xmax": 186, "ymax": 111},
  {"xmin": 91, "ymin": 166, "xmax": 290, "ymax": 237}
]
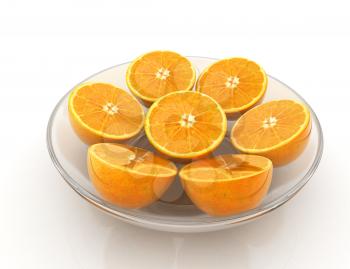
[
  {"xmin": 87, "ymin": 146, "xmax": 177, "ymax": 209},
  {"xmin": 181, "ymin": 170, "xmax": 272, "ymax": 216},
  {"xmin": 68, "ymin": 107, "xmax": 98, "ymax": 144},
  {"xmin": 254, "ymin": 120, "xmax": 312, "ymax": 166},
  {"xmin": 180, "ymin": 155, "xmax": 273, "ymax": 216}
]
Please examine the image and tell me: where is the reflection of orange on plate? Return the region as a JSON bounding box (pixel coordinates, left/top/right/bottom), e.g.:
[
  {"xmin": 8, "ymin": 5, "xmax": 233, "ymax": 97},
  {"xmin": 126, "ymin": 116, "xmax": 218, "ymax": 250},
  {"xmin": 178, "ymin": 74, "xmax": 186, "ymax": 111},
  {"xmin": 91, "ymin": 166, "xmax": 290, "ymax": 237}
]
[
  {"xmin": 126, "ymin": 50, "xmax": 196, "ymax": 106},
  {"xmin": 88, "ymin": 143, "xmax": 177, "ymax": 209},
  {"xmin": 231, "ymin": 100, "xmax": 311, "ymax": 166},
  {"xmin": 197, "ymin": 58, "xmax": 267, "ymax": 116},
  {"xmin": 68, "ymin": 83, "xmax": 144, "ymax": 145},
  {"xmin": 145, "ymin": 91, "xmax": 227, "ymax": 160},
  {"xmin": 180, "ymin": 154, "xmax": 273, "ymax": 216}
]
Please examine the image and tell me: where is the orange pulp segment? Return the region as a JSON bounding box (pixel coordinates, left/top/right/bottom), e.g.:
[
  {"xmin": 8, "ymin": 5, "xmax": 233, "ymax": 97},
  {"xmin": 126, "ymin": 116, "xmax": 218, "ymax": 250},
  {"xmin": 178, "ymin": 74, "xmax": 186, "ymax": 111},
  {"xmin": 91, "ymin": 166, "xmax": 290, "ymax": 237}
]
[
  {"xmin": 126, "ymin": 51, "xmax": 196, "ymax": 105},
  {"xmin": 68, "ymin": 83, "xmax": 144, "ymax": 144},
  {"xmin": 88, "ymin": 143, "xmax": 177, "ymax": 209},
  {"xmin": 197, "ymin": 58, "xmax": 267, "ymax": 115},
  {"xmin": 231, "ymin": 100, "xmax": 311, "ymax": 166},
  {"xmin": 145, "ymin": 91, "xmax": 227, "ymax": 159},
  {"xmin": 180, "ymin": 154, "xmax": 273, "ymax": 216}
]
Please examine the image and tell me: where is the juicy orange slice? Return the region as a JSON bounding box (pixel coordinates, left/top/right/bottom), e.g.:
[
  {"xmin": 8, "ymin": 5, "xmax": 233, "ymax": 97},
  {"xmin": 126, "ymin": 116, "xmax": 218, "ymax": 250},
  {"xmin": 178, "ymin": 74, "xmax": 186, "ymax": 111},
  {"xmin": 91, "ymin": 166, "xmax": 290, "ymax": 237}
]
[
  {"xmin": 68, "ymin": 83, "xmax": 144, "ymax": 144},
  {"xmin": 88, "ymin": 143, "xmax": 177, "ymax": 209},
  {"xmin": 180, "ymin": 154, "xmax": 272, "ymax": 216},
  {"xmin": 197, "ymin": 58, "xmax": 267, "ymax": 115},
  {"xmin": 231, "ymin": 100, "xmax": 311, "ymax": 166},
  {"xmin": 126, "ymin": 51, "xmax": 196, "ymax": 105},
  {"xmin": 145, "ymin": 91, "xmax": 227, "ymax": 159}
]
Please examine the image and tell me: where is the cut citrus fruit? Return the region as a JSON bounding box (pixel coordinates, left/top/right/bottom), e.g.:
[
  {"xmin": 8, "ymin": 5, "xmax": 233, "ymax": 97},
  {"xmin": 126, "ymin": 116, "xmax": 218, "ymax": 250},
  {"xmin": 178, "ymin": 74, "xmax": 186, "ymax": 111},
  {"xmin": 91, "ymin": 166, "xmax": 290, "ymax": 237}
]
[
  {"xmin": 145, "ymin": 91, "xmax": 227, "ymax": 160},
  {"xmin": 180, "ymin": 154, "xmax": 272, "ymax": 216},
  {"xmin": 68, "ymin": 83, "xmax": 144, "ymax": 145},
  {"xmin": 231, "ymin": 100, "xmax": 311, "ymax": 166},
  {"xmin": 197, "ymin": 58, "xmax": 267, "ymax": 115},
  {"xmin": 88, "ymin": 143, "xmax": 177, "ymax": 209},
  {"xmin": 126, "ymin": 51, "xmax": 196, "ymax": 105}
]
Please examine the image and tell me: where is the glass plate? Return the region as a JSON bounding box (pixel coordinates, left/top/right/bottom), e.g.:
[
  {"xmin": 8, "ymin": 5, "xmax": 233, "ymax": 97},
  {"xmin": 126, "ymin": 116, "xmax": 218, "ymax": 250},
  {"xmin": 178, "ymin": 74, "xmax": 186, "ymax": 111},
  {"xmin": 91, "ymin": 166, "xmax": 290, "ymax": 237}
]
[{"xmin": 47, "ymin": 56, "xmax": 323, "ymax": 233}]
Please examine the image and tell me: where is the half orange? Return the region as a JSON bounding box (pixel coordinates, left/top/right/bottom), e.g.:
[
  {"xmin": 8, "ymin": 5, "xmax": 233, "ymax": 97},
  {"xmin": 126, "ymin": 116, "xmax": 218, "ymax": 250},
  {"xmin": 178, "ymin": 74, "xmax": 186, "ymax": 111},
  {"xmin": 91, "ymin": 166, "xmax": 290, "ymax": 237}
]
[
  {"xmin": 88, "ymin": 143, "xmax": 177, "ymax": 209},
  {"xmin": 197, "ymin": 58, "xmax": 267, "ymax": 116},
  {"xmin": 126, "ymin": 51, "xmax": 196, "ymax": 105},
  {"xmin": 145, "ymin": 91, "xmax": 227, "ymax": 160},
  {"xmin": 68, "ymin": 83, "xmax": 144, "ymax": 145},
  {"xmin": 231, "ymin": 100, "xmax": 311, "ymax": 166},
  {"xmin": 180, "ymin": 154, "xmax": 273, "ymax": 216}
]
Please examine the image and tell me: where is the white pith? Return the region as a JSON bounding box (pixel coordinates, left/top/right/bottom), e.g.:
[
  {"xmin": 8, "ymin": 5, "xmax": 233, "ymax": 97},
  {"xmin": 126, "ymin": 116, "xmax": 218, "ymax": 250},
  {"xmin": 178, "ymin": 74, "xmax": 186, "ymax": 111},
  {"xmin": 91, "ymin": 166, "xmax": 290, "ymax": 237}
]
[
  {"xmin": 180, "ymin": 113, "xmax": 196, "ymax": 128},
  {"xmin": 262, "ymin": 116, "xmax": 277, "ymax": 128},
  {"xmin": 225, "ymin": 76, "xmax": 240, "ymax": 89},
  {"xmin": 155, "ymin": 67, "xmax": 170, "ymax": 80},
  {"xmin": 103, "ymin": 102, "xmax": 119, "ymax": 115}
]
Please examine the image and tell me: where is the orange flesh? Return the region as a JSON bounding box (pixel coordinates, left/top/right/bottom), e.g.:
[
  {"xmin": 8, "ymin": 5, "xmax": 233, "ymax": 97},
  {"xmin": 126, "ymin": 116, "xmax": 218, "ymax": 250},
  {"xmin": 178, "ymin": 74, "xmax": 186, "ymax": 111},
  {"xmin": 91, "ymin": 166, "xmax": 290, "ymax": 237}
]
[
  {"xmin": 181, "ymin": 155, "xmax": 271, "ymax": 181},
  {"xmin": 232, "ymin": 100, "xmax": 309, "ymax": 150},
  {"xmin": 127, "ymin": 51, "xmax": 195, "ymax": 102},
  {"xmin": 145, "ymin": 91, "xmax": 227, "ymax": 159},
  {"xmin": 197, "ymin": 58, "xmax": 267, "ymax": 113},
  {"xmin": 88, "ymin": 143, "xmax": 177, "ymax": 209},
  {"xmin": 180, "ymin": 154, "xmax": 273, "ymax": 216},
  {"xmin": 91, "ymin": 143, "xmax": 176, "ymax": 176},
  {"xmin": 71, "ymin": 83, "xmax": 144, "ymax": 138},
  {"xmin": 231, "ymin": 100, "xmax": 311, "ymax": 165}
]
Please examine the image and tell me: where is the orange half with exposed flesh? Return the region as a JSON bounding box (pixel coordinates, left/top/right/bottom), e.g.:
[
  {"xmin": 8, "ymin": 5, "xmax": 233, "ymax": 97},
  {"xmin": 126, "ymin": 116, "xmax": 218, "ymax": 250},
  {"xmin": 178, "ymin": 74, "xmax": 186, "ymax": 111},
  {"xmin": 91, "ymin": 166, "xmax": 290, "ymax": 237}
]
[
  {"xmin": 145, "ymin": 91, "xmax": 227, "ymax": 160},
  {"xmin": 126, "ymin": 50, "xmax": 196, "ymax": 105},
  {"xmin": 231, "ymin": 100, "xmax": 311, "ymax": 166},
  {"xmin": 180, "ymin": 154, "xmax": 273, "ymax": 216},
  {"xmin": 68, "ymin": 83, "xmax": 144, "ymax": 144},
  {"xmin": 197, "ymin": 58, "xmax": 267, "ymax": 116},
  {"xmin": 88, "ymin": 143, "xmax": 177, "ymax": 209}
]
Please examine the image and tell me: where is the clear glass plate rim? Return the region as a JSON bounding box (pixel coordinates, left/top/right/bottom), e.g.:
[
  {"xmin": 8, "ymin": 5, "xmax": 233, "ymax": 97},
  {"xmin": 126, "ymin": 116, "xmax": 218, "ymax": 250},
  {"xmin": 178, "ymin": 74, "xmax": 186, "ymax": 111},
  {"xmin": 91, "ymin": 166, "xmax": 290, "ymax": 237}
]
[{"xmin": 46, "ymin": 56, "xmax": 324, "ymax": 229}]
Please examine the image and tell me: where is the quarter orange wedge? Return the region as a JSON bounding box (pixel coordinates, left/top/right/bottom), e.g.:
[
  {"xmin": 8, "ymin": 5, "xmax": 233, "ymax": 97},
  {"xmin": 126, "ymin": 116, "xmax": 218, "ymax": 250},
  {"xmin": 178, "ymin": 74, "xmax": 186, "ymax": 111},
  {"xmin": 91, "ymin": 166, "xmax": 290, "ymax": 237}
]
[
  {"xmin": 197, "ymin": 58, "xmax": 267, "ymax": 116},
  {"xmin": 231, "ymin": 100, "xmax": 311, "ymax": 166},
  {"xmin": 145, "ymin": 91, "xmax": 227, "ymax": 160},
  {"xmin": 179, "ymin": 154, "xmax": 273, "ymax": 216},
  {"xmin": 88, "ymin": 143, "xmax": 177, "ymax": 209},
  {"xmin": 126, "ymin": 51, "xmax": 196, "ymax": 106},
  {"xmin": 68, "ymin": 83, "xmax": 144, "ymax": 145}
]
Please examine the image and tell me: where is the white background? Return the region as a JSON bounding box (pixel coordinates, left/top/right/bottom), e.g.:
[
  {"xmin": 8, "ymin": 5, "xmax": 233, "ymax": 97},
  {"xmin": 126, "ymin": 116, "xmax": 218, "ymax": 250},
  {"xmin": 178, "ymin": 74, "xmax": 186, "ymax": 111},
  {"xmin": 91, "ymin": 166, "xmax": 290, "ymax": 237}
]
[{"xmin": 1, "ymin": 0, "xmax": 350, "ymax": 268}]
